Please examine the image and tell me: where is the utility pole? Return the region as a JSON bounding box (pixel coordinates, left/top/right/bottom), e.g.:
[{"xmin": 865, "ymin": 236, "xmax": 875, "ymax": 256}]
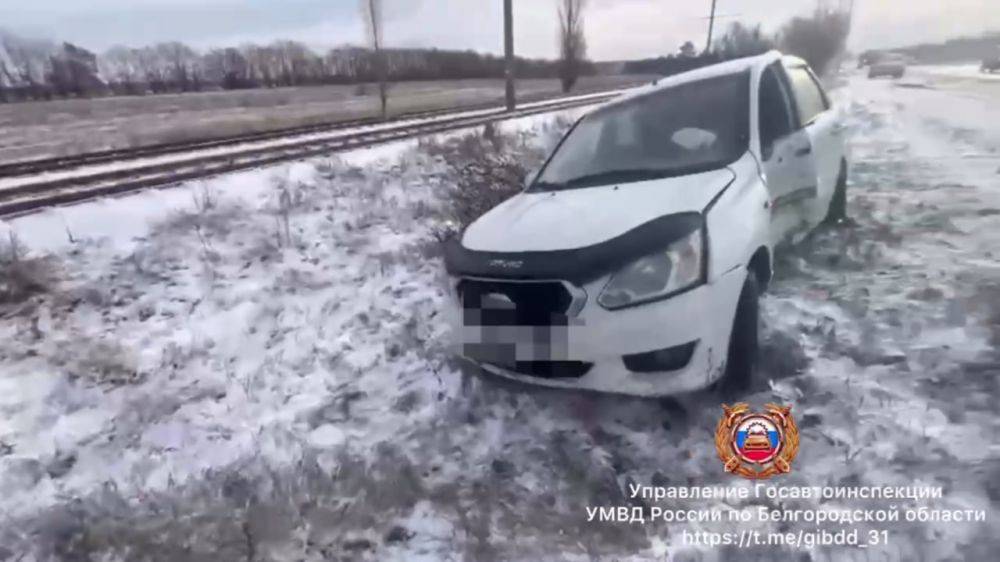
[
  {"xmin": 705, "ymin": 0, "xmax": 718, "ymax": 53},
  {"xmin": 504, "ymin": 0, "xmax": 515, "ymax": 110}
]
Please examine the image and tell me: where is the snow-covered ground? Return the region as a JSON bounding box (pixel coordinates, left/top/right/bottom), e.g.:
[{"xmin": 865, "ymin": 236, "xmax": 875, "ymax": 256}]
[
  {"xmin": 0, "ymin": 74, "xmax": 998, "ymax": 561},
  {"xmin": 912, "ymin": 63, "xmax": 1000, "ymax": 82}
]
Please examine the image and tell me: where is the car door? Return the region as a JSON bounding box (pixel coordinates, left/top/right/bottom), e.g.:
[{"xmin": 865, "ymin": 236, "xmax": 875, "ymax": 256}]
[
  {"xmin": 783, "ymin": 61, "xmax": 844, "ymax": 226},
  {"xmin": 757, "ymin": 61, "xmax": 819, "ymax": 245}
]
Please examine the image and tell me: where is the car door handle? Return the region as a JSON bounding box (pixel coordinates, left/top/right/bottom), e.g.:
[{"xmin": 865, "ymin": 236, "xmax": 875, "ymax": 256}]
[{"xmin": 795, "ymin": 146, "xmax": 812, "ymax": 156}]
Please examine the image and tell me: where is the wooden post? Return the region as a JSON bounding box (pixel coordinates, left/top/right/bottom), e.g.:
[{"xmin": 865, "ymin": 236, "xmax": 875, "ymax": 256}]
[
  {"xmin": 705, "ymin": 0, "xmax": 718, "ymax": 53},
  {"xmin": 504, "ymin": 0, "xmax": 515, "ymax": 110}
]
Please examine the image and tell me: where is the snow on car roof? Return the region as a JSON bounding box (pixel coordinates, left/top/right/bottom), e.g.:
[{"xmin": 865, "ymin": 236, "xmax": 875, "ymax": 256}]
[{"xmin": 601, "ymin": 50, "xmax": 785, "ymax": 109}]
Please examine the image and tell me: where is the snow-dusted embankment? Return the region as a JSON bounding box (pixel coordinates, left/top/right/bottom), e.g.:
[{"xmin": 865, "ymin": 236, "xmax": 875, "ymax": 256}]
[
  {"xmin": 0, "ymin": 110, "xmax": 608, "ymax": 560},
  {"xmin": 911, "ymin": 63, "xmax": 1000, "ymax": 82},
  {"xmin": 0, "ymin": 73, "xmax": 997, "ymax": 561}
]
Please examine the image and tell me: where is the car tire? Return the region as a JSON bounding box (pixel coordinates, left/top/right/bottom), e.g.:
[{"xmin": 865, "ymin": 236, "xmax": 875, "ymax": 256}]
[
  {"xmin": 823, "ymin": 160, "xmax": 848, "ymax": 224},
  {"xmin": 719, "ymin": 272, "xmax": 760, "ymax": 395}
]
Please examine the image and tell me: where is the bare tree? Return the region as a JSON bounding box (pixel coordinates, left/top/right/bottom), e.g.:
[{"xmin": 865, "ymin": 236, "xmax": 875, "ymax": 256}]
[
  {"xmin": 99, "ymin": 46, "xmax": 143, "ymax": 94},
  {"xmin": 203, "ymin": 48, "xmax": 252, "ymax": 89},
  {"xmin": 778, "ymin": 9, "xmax": 851, "ymax": 76},
  {"xmin": 1, "ymin": 30, "xmax": 55, "ymax": 99},
  {"xmin": 242, "ymin": 45, "xmax": 272, "ymax": 87},
  {"xmin": 0, "ymin": 59, "xmax": 10, "ymax": 101},
  {"xmin": 270, "ymin": 40, "xmax": 317, "ymax": 86},
  {"xmin": 157, "ymin": 42, "xmax": 199, "ymax": 92},
  {"xmin": 360, "ymin": 0, "xmax": 388, "ymax": 118},
  {"xmin": 557, "ymin": 0, "xmax": 587, "ymax": 93},
  {"xmin": 715, "ymin": 22, "xmax": 773, "ymax": 59},
  {"xmin": 47, "ymin": 43, "xmax": 103, "ymax": 97}
]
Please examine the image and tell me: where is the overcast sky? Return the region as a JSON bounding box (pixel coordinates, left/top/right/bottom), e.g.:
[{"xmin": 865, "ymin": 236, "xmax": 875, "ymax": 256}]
[{"xmin": 0, "ymin": 0, "xmax": 997, "ymax": 59}]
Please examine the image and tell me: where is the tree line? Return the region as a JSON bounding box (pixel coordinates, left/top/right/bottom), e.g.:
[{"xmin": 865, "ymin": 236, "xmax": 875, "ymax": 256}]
[
  {"xmin": 624, "ymin": 9, "xmax": 851, "ymax": 79},
  {"xmin": 1, "ymin": 4, "xmax": 856, "ymax": 105},
  {"xmin": 890, "ymin": 31, "xmax": 1000, "ymax": 64},
  {"xmin": 0, "ymin": 30, "xmax": 594, "ymax": 103}
]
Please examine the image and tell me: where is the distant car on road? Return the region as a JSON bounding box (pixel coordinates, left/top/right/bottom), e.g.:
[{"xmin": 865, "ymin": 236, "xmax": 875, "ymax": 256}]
[
  {"xmin": 982, "ymin": 56, "xmax": 1000, "ymax": 73},
  {"xmin": 445, "ymin": 51, "xmax": 848, "ymax": 396},
  {"xmin": 868, "ymin": 54, "xmax": 907, "ymax": 78},
  {"xmin": 857, "ymin": 50, "xmax": 880, "ymax": 68}
]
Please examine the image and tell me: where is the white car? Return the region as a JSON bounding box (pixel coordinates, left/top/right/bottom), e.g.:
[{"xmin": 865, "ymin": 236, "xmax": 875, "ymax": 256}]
[{"xmin": 444, "ymin": 51, "xmax": 848, "ymax": 397}]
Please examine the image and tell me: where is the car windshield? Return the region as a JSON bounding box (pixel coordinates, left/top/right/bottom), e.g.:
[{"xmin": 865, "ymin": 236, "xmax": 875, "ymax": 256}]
[{"xmin": 531, "ymin": 71, "xmax": 750, "ymax": 191}]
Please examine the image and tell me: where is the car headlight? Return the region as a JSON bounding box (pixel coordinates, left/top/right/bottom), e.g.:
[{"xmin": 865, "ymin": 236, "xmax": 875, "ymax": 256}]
[{"xmin": 597, "ymin": 228, "xmax": 704, "ymax": 310}]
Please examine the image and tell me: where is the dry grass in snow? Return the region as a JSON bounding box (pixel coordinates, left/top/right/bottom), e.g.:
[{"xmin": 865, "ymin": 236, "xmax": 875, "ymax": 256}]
[{"xmin": 0, "ymin": 96, "xmax": 997, "ymax": 561}]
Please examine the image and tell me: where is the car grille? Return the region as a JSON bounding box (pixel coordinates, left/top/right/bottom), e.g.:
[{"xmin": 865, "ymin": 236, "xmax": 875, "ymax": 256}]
[{"xmin": 457, "ymin": 279, "xmax": 575, "ymax": 326}]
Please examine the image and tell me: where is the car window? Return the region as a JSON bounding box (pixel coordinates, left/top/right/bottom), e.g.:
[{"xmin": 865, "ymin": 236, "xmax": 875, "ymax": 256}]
[
  {"xmin": 785, "ymin": 65, "xmax": 829, "ymax": 125},
  {"xmin": 758, "ymin": 64, "xmax": 796, "ymax": 159},
  {"xmin": 532, "ymin": 71, "xmax": 750, "ymax": 191}
]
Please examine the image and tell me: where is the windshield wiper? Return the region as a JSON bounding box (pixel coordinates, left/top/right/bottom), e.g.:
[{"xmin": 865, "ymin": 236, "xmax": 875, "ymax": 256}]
[
  {"xmin": 561, "ymin": 168, "xmax": 678, "ymax": 189},
  {"xmin": 530, "ymin": 180, "xmax": 566, "ymax": 191}
]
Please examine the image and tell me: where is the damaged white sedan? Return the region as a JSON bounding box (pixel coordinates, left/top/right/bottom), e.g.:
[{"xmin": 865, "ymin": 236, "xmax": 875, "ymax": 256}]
[{"xmin": 445, "ymin": 51, "xmax": 847, "ymax": 396}]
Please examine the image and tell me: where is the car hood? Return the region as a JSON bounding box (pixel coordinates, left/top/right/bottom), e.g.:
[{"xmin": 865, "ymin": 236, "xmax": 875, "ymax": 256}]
[{"xmin": 461, "ymin": 167, "xmax": 736, "ymax": 252}]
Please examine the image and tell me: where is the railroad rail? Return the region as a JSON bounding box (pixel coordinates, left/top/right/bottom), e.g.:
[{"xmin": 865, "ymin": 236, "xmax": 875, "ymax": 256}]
[
  {"xmin": 0, "ymin": 91, "xmax": 620, "ymax": 217},
  {"xmin": 0, "ymin": 113, "xmax": 407, "ymax": 179},
  {"xmin": 0, "ymin": 89, "xmax": 622, "ymax": 180}
]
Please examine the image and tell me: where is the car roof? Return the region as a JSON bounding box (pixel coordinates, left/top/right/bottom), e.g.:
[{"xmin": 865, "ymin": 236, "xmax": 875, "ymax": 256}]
[{"xmin": 604, "ymin": 50, "xmax": 790, "ymax": 109}]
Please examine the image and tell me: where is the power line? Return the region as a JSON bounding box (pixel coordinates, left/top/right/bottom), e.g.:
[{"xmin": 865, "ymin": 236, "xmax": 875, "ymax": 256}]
[{"xmin": 698, "ymin": 12, "xmax": 740, "ymax": 20}]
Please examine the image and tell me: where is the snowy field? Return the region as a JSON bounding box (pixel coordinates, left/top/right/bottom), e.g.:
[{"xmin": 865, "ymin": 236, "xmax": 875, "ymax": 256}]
[
  {"xmin": 0, "ymin": 73, "xmax": 998, "ymax": 560},
  {"xmin": 911, "ymin": 63, "xmax": 1000, "ymax": 82}
]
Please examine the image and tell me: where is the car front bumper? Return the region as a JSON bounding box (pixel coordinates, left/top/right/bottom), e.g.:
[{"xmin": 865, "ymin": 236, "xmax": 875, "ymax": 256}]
[{"xmin": 448, "ymin": 266, "xmax": 748, "ymax": 397}]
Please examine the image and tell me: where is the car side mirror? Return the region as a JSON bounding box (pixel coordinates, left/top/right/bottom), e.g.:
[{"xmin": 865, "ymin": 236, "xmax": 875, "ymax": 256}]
[{"xmin": 523, "ymin": 168, "xmax": 539, "ymax": 189}]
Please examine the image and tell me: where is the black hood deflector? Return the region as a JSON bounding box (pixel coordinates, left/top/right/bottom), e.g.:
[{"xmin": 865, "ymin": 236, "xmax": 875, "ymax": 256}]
[{"xmin": 444, "ymin": 212, "xmax": 703, "ymax": 285}]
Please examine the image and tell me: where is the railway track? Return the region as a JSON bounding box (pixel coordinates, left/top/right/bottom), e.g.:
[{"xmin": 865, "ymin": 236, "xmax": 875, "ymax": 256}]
[
  {"xmin": 0, "ymin": 91, "xmax": 619, "ymax": 217},
  {"xmin": 0, "ymin": 113, "xmax": 410, "ymax": 179},
  {"xmin": 0, "ymin": 89, "xmax": 620, "ymax": 180}
]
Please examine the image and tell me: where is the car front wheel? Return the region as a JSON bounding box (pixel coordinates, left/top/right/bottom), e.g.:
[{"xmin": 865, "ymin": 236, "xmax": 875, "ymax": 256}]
[
  {"xmin": 719, "ymin": 272, "xmax": 760, "ymax": 395},
  {"xmin": 824, "ymin": 160, "xmax": 848, "ymax": 224}
]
